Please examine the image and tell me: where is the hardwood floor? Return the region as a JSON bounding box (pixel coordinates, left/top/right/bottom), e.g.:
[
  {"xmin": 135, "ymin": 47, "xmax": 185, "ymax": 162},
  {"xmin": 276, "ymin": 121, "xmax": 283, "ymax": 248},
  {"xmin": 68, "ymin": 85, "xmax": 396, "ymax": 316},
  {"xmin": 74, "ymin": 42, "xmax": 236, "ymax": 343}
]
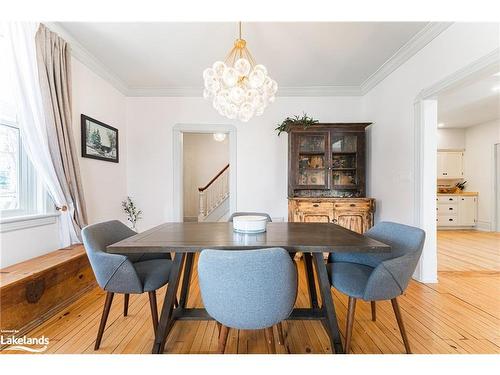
[
  {"xmin": 437, "ymin": 230, "xmax": 500, "ymax": 271},
  {"xmin": 2, "ymin": 231, "xmax": 499, "ymax": 354}
]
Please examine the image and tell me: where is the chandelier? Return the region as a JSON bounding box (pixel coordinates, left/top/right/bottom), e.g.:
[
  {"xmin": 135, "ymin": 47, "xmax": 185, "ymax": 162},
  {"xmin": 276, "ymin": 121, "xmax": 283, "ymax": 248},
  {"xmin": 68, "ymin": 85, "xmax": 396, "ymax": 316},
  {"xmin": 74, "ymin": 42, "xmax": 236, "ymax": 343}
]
[{"xmin": 203, "ymin": 22, "xmax": 277, "ymax": 122}]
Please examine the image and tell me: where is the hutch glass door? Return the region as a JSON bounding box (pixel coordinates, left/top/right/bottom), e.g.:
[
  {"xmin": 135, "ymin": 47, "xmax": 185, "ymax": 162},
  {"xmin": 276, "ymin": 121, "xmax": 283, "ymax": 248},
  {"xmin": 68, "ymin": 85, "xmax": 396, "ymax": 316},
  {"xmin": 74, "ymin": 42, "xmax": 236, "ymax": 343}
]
[
  {"xmin": 294, "ymin": 132, "xmax": 330, "ymax": 189},
  {"xmin": 331, "ymin": 134, "xmax": 359, "ymax": 190}
]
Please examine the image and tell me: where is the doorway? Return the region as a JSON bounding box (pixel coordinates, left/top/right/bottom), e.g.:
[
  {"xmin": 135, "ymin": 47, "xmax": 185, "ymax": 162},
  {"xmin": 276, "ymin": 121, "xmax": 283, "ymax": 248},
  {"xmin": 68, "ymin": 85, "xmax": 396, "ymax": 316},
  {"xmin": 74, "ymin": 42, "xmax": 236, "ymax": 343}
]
[
  {"xmin": 414, "ymin": 51, "xmax": 500, "ymax": 281},
  {"xmin": 172, "ymin": 124, "xmax": 237, "ymax": 222},
  {"xmin": 183, "ymin": 133, "xmax": 230, "ymax": 222},
  {"xmin": 495, "ymin": 143, "xmax": 500, "ymax": 232}
]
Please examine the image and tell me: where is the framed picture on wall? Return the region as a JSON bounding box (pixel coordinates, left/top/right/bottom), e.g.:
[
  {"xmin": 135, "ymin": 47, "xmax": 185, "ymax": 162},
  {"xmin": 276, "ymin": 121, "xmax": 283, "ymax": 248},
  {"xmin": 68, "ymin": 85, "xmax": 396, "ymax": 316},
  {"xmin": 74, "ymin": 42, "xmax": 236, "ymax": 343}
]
[{"xmin": 81, "ymin": 114, "xmax": 119, "ymax": 163}]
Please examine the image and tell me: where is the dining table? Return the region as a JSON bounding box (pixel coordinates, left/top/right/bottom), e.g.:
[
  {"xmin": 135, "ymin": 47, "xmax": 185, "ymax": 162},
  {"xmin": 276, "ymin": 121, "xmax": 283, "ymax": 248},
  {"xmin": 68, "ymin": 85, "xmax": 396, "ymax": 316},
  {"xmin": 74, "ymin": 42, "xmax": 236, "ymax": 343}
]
[{"xmin": 107, "ymin": 222, "xmax": 391, "ymax": 354}]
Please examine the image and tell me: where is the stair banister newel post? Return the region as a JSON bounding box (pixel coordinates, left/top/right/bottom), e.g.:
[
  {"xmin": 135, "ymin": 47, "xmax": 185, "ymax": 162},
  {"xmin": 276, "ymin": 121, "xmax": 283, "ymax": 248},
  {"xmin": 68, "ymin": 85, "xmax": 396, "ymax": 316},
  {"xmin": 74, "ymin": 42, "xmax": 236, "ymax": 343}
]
[{"xmin": 199, "ymin": 191, "xmax": 206, "ymax": 218}]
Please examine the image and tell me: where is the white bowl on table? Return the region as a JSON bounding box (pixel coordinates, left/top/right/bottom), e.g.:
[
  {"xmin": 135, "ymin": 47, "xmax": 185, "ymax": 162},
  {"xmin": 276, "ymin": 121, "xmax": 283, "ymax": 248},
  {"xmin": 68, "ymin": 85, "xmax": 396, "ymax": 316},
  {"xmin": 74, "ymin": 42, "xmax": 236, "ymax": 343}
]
[{"xmin": 232, "ymin": 215, "xmax": 268, "ymax": 233}]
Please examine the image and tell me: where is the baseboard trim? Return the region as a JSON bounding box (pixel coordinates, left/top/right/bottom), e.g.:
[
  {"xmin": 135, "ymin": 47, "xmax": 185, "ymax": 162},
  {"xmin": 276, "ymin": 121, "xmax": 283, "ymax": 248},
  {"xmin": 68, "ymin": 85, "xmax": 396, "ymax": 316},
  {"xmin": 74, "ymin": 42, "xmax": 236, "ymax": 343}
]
[{"xmin": 475, "ymin": 221, "xmax": 492, "ymax": 232}]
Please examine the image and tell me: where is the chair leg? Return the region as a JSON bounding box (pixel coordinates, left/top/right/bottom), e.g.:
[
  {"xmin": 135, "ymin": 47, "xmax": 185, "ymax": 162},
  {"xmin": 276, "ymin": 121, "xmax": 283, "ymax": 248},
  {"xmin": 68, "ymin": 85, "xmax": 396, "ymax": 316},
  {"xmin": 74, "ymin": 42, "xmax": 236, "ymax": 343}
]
[
  {"xmin": 94, "ymin": 292, "xmax": 114, "ymax": 350},
  {"xmin": 264, "ymin": 327, "xmax": 276, "ymax": 354},
  {"xmin": 391, "ymin": 298, "xmax": 412, "ymax": 354},
  {"xmin": 218, "ymin": 324, "xmax": 230, "ymax": 354},
  {"xmin": 148, "ymin": 291, "xmax": 159, "ymax": 331},
  {"xmin": 124, "ymin": 294, "xmax": 130, "ymax": 316},
  {"xmin": 216, "ymin": 322, "xmax": 222, "ymax": 338},
  {"xmin": 276, "ymin": 322, "xmax": 285, "ymax": 346},
  {"xmin": 370, "ymin": 301, "xmax": 376, "ymax": 321},
  {"xmin": 345, "ymin": 296, "xmax": 357, "ymax": 354}
]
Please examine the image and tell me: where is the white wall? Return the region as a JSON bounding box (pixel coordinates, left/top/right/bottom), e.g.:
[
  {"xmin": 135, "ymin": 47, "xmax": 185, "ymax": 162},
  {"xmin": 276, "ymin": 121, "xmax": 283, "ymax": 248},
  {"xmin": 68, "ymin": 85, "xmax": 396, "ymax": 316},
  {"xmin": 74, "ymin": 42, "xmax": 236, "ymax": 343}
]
[
  {"xmin": 126, "ymin": 96, "xmax": 366, "ymax": 230},
  {"xmin": 464, "ymin": 119, "xmax": 500, "ymax": 231},
  {"xmin": 72, "ymin": 58, "xmax": 128, "ymax": 224},
  {"xmin": 437, "ymin": 128, "xmax": 465, "ymax": 149},
  {"xmin": 183, "ymin": 133, "xmax": 229, "ymax": 218},
  {"xmin": 363, "ymin": 22, "xmax": 499, "ymax": 282}
]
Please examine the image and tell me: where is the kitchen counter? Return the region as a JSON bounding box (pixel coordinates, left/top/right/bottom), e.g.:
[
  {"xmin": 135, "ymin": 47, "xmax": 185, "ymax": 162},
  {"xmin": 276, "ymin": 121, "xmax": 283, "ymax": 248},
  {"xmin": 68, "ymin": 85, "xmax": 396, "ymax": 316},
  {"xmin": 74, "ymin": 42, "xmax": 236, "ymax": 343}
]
[{"xmin": 437, "ymin": 192, "xmax": 478, "ymax": 196}]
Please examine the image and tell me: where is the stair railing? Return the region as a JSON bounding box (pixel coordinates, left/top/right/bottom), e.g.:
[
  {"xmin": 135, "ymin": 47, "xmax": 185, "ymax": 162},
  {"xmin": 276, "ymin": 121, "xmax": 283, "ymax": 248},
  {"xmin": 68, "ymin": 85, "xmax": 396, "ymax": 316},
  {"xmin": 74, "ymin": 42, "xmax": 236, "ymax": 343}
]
[{"xmin": 198, "ymin": 164, "xmax": 229, "ymax": 221}]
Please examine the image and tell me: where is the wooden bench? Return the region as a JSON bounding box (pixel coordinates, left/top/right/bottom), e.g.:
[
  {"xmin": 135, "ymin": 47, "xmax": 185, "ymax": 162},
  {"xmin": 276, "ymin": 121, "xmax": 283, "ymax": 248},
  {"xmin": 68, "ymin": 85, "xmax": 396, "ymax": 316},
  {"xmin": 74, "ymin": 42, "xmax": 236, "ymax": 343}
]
[{"xmin": 0, "ymin": 245, "xmax": 96, "ymax": 343}]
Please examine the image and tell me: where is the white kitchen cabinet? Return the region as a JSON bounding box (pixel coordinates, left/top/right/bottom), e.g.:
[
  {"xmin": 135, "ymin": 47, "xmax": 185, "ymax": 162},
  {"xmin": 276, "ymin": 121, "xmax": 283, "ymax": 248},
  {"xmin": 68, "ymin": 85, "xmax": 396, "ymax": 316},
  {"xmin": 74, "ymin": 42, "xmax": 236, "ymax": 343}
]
[
  {"xmin": 436, "ymin": 194, "xmax": 477, "ymax": 228},
  {"xmin": 457, "ymin": 196, "xmax": 477, "ymax": 226},
  {"xmin": 437, "ymin": 151, "xmax": 464, "ymax": 179}
]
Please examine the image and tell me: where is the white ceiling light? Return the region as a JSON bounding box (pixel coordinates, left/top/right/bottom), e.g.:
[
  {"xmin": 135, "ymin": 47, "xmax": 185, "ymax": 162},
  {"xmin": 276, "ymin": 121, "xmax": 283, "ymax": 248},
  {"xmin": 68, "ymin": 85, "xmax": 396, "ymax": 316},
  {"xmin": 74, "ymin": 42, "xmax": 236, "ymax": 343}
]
[
  {"xmin": 213, "ymin": 133, "xmax": 226, "ymax": 142},
  {"xmin": 492, "ymin": 85, "xmax": 500, "ymax": 92},
  {"xmin": 203, "ymin": 22, "xmax": 277, "ymax": 122},
  {"xmin": 438, "ymin": 123, "xmax": 445, "ymax": 128},
  {"xmin": 493, "ymin": 72, "xmax": 500, "ymax": 77}
]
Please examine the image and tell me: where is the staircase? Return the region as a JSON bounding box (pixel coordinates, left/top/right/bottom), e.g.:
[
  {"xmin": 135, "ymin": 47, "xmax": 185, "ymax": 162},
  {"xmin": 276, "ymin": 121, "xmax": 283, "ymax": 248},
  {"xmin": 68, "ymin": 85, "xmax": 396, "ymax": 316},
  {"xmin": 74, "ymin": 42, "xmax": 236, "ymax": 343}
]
[{"xmin": 198, "ymin": 164, "xmax": 229, "ymax": 222}]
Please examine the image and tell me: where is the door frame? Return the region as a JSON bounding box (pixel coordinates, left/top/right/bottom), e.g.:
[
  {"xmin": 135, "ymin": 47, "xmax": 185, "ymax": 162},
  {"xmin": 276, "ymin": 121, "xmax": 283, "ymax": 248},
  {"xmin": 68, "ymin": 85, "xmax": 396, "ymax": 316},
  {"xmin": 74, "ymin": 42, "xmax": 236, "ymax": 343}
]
[
  {"xmin": 494, "ymin": 143, "xmax": 500, "ymax": 232},
  {"xmin": 412, "ymin": 48, "xmax": 499, "ymax": 282},
  {"xmin": 172, "ymin": 123, "xmax": 237, "ymax": 222}
]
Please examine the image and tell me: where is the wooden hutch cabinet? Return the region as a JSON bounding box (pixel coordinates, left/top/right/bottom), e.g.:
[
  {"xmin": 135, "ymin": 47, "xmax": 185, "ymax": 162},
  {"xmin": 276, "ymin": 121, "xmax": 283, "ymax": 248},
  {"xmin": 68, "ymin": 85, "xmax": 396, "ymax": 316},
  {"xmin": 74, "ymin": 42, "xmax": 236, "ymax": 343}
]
[{"xmin": 288, "ymin": 123, "xmax": 375, "ymax": 234}]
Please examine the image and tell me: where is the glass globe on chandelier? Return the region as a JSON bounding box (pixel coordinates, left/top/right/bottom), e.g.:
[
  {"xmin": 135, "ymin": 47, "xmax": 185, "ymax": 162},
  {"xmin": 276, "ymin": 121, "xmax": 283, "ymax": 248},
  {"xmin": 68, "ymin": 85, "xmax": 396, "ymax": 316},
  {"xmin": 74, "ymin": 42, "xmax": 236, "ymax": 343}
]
[{"xmin": 203, "ymin": 22, "xmax": 278, "ymax": 122}]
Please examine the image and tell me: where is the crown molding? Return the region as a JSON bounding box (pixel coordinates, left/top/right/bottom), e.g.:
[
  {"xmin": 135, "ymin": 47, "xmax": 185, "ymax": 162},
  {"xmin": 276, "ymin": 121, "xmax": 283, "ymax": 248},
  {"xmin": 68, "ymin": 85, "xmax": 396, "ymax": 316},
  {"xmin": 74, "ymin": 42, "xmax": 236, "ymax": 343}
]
[
  {"xmin": 125, "ymin": 85, "xmax": 362, "ymax": 97},
  {"xmin": 360, "ymin": 22, "xmax": 453, "ymax": 95},
  {"xmin": 48, "ymin": 22, "xmax": 452, "ymax": 98},
  {"xmin": 415, "ymin": 47, "xmax": 500, "ymax": 102},
  {"xmin": 45, "ymin": 22, "xmax": 130, "ymax": 96}
]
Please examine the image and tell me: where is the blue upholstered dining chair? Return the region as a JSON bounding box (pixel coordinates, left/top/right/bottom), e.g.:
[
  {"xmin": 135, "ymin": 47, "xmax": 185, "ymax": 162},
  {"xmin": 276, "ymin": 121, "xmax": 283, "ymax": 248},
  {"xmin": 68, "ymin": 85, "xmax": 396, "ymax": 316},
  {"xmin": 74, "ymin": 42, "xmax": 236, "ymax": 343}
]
[
  {"xmin": 198, "ymin": 248, "xmax": 297, "ymax": 354},
  {"xmin": 82, "ymin": 220, "xmax": 173, "ymax": 350},
  {"xmin": 327, "ymin": 221, "xmax": 425, "ymax": 354},
  {"xmin": 227, "ymin": 211, "xmax": 272, "ymax": 222}
]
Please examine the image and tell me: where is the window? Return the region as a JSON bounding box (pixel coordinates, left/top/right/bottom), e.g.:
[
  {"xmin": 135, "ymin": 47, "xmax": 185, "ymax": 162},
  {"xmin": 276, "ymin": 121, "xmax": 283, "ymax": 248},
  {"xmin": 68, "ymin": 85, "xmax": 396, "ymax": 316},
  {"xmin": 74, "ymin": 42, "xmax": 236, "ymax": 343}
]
[{"xmin": 0, "ymin": 30, "xmax": 52, "ymax": 220}]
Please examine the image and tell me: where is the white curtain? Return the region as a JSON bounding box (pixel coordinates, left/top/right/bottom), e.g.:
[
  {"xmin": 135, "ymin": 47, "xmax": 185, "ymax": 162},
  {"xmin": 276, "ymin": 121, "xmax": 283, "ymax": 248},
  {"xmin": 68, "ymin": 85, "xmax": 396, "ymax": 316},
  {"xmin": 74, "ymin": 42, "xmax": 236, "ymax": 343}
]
[{"xmin": 5, "ymin": 22, "xmax": 79, "ymax": 247}]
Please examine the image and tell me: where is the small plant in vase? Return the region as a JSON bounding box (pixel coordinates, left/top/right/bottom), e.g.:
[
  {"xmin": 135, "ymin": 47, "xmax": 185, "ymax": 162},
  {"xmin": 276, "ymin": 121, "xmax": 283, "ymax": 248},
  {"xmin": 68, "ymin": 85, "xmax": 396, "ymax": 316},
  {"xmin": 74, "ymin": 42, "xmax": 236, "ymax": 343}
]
[{"xmin": 122, "ymin": 196, "xmax": 142, "ymax": 231}]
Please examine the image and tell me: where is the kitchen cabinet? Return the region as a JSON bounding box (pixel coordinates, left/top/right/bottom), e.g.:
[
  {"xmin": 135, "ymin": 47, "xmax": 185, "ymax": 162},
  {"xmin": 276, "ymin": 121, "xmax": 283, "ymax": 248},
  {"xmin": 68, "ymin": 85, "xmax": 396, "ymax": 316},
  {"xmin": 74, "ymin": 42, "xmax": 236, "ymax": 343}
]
[
  {"xmin": 458, "ymin": 196, "xmax": 477, "ymax": 226},
  {"xmin": 436, "ymin": 194, "xmax": 477, "ymax": 228},
  {"xmin": 437, "ymin": 151, "xmax": 464, "ymax": 179}
]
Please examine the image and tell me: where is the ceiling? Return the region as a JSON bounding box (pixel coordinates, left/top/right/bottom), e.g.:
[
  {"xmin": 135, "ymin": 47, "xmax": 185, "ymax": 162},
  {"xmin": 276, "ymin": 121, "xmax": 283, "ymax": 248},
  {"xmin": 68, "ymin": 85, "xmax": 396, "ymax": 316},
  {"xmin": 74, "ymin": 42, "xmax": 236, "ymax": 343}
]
[
  {"xmin": 438, "ymin": 72, "xmax": 500, "ymax": 128},
  {"xmin": 53, "ymin": 22, "xmax": 448, "ymax": 96}
]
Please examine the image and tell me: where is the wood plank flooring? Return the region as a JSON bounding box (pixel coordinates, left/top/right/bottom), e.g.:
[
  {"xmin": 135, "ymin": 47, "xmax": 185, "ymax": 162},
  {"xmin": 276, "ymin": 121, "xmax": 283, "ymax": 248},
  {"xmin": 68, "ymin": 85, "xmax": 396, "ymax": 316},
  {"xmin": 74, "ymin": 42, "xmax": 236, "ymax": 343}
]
[
  {"xmin": 437, "ymin": 230, "xmax": 499, "ymax": 272},
  {"xmin": 2, "ymin": 231, "xmax": 499, "ymax": 354}
]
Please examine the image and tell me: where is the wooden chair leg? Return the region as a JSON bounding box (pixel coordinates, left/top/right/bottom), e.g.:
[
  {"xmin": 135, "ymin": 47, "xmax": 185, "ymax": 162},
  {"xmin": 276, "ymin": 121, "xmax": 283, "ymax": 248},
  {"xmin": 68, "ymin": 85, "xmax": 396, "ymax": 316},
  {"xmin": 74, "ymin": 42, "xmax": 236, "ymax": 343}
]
[
  {"xmin": 124, "ymin": 294, "xmax": 129, "ymax": 316},
  {"xmin": 391, "ymin": 298, "xmax": 412, "ymax": 354},
  {"xmin": 216, "ymin": 322, "xmax": 222, "ymax": 338},
  {"xmin": 276, "ymin": 322, "xmax": 285, "ymax": 346},
  {"xmin": 94, "ymin": 292, "xmax": 114, "ymax": 350},
  {"xmin": 345, "ymin": 296, "xmax": 357, "ymax": 354},
  {"xmin": 218, "ymin": 324, "xmax": 230, "ymax": 354},
  {"xmin": 148, "ymin": 291, "xmax": 159, "ymax": 331},
  {"xmin": 370, "ymin": 301, "xmax": 376, "ymax": 321},
  {"xmin": 264, "ymin": 327, "xmax": 276, "ymax": 354}
]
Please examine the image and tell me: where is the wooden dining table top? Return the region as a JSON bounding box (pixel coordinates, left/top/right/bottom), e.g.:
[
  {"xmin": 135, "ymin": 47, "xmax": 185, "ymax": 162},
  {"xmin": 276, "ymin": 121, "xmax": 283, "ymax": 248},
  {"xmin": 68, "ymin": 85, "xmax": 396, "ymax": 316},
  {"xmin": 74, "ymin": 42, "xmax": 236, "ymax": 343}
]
[{"xmin": 107, "ymin": 222, "xmax": 391, "ymax": 254}]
